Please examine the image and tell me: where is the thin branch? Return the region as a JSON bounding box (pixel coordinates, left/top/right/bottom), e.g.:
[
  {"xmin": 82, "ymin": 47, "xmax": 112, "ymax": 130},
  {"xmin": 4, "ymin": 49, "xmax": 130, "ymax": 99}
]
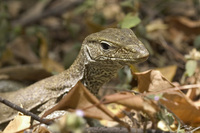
[{"xmin": 0, "ymin": 96, "xmax": 52, "ymax": 125}]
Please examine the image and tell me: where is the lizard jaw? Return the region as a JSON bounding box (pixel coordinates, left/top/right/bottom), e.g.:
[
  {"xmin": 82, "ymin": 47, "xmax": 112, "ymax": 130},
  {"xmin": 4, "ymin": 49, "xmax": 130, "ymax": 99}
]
[{"xmin": 95, "ymin": 56, "xmax": 148, "ymax": 64}]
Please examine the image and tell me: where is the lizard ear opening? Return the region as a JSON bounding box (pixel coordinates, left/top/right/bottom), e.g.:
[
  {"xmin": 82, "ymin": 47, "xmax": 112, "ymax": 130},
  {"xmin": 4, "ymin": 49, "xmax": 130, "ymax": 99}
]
[{"xmin": 100, "ymin": 41, "xmax": 111, "ymax": 50}]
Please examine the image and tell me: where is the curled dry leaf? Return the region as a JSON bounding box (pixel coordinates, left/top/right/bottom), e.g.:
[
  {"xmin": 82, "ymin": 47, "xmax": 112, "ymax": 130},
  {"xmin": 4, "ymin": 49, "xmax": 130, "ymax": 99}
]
[
  {"xmin": 135, "ymin": 69, "xmax": 200, "ymax": 127},
  {"xmin": 160, "ymin": 91, "xmax": 200, "ymax": 127},
  {"xmin": 135, "ymin": 70, "xmax": 175, "ymax": 93},
  {"xmin": 43, "ymin": 81, "xmax": 129, "ymax": 128}
]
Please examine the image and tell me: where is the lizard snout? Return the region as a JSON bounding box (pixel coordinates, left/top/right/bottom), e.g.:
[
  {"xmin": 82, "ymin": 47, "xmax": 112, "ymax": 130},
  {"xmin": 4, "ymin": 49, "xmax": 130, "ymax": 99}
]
[{"xmin": 133, "ymin": 42, "xmax": 149, "ymax": 62}]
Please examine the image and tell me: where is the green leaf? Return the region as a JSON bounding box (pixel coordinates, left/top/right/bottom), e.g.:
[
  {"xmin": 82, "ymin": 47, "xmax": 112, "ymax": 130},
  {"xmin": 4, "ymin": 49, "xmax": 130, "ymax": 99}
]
[
  {"xmin": 120, "ymin": 14, "xmax": 141, "ymax": 29},
  {"xmin": 120, "ymin": 0, "xmax": 134, "ymax": 9},
  {"xmin": 185, "ymin": 60, "xmax": 197, "ymax": 77}
]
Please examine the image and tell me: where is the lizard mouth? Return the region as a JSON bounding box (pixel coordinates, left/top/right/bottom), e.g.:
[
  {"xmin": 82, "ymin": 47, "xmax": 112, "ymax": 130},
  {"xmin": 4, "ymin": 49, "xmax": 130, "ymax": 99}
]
[{"xmin": 96, "ymin": 56, "xmax": 148, "ymax": 64}]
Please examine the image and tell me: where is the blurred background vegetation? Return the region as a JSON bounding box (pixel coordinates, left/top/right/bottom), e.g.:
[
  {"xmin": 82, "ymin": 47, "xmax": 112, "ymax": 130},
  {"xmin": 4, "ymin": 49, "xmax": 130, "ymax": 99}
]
[{"xmin": 0, "ymin": 0, "xmax": 200, "ymax": 92}]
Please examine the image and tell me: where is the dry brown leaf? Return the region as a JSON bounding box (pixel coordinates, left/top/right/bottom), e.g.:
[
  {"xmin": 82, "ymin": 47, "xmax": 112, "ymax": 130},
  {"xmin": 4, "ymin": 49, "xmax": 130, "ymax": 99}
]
[
  {"xmin": 135, "ymin": 69, "xmax": 200, "ymax": 126},
  {"xmin": 156, "ymin": 65, "xmax": 177, "ymax": 82},
  {"xmin": 103, "ymin": 92, "xmax": 159, "ymax": 121},
  {"xmin": 160, "ymin": 91, "xmax": 200, "ymax": 127},
  {"xmin": 3, "ymin": 113, "xmax": 31, "ymax": 133},
  {"xmin": 135, "ymin": 70, "xmax": 175, "ymax": 93},
  {"xmin": 43, "ymin": 81, "xmax": 129, "ymax": 128}
]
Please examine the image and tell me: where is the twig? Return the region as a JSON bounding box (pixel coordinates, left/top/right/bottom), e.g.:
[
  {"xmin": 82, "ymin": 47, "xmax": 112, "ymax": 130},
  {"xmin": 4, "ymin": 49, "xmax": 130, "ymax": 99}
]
[
  {"xmin": 190, "ymin": 126, "xmax": 200, "ymax": 133},
  {"xmin": 0, "ymin": 96, "xmax": 52, "ymax": 125}
]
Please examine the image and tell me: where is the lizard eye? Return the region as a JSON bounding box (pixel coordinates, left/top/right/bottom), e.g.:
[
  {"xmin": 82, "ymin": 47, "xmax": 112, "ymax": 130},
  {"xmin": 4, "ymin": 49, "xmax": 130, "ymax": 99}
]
[{"xmin": 100, "ymin": 41, "xmax": 111, "ymax": 50}]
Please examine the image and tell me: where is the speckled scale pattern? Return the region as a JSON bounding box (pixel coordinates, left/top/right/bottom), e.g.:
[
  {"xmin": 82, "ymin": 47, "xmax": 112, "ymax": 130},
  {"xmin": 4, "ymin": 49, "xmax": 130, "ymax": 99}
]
[{"xmin": 82, "ymin": 61, "xmax": 122, "ymax": 95}]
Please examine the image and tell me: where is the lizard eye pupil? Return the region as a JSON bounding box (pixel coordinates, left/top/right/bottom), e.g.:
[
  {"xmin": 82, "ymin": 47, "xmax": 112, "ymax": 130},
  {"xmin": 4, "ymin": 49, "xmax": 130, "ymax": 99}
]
[{"xmin": 101, "ymin": 42, "xmax": 110, "ymax": 50}]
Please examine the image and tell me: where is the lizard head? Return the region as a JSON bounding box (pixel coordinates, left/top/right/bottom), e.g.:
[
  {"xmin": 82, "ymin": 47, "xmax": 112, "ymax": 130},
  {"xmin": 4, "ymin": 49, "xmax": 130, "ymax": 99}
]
[{"xmin": 83, "ymin": 28, "xmax": 149, "ymax": 65}]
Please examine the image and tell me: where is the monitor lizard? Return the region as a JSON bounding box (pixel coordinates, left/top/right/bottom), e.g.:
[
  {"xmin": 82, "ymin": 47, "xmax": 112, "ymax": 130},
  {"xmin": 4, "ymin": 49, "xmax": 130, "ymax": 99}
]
[{"xmin": 0, "ymin": 28, "xmax": 149, "ymax": 126}]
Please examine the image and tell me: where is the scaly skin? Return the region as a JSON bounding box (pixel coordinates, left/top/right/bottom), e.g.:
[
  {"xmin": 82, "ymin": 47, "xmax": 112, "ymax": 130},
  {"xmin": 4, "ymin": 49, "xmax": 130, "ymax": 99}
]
[{"xmin": 0, "ymin": 28, "xmax": 149, "ymax": 126}]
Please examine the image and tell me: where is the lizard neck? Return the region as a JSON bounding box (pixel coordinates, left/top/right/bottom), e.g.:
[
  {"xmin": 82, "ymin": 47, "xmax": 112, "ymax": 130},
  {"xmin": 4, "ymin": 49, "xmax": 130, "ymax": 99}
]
[
  {"xmin": 65, "ymin": 46, "xmax": 87, "ymax": 86},
  {"xmin": 82, "ymin": 62, "xmax": 122, "ymax": 95},
  {"xmin": 66, "ymin": 45, "xmax": 123, "ymax": 95}
]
